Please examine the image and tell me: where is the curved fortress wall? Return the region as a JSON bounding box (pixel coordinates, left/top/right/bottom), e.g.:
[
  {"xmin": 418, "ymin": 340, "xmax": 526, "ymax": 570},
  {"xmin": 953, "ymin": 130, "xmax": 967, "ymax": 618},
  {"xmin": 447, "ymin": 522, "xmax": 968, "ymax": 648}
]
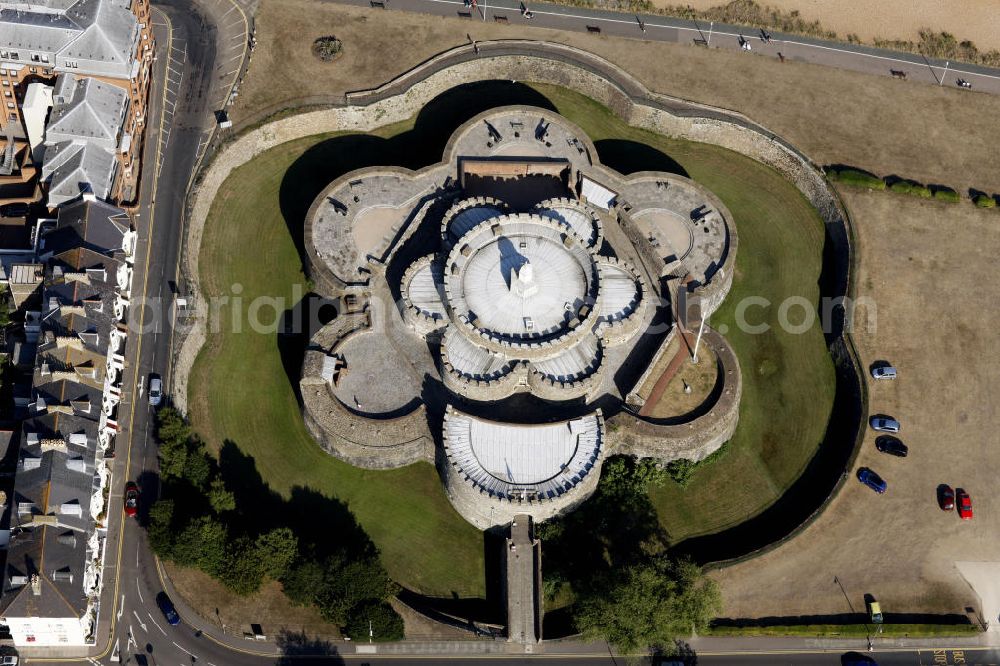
[{"xmin": 441, "ymin": 407, "xmax": 605, "ymax": 529}]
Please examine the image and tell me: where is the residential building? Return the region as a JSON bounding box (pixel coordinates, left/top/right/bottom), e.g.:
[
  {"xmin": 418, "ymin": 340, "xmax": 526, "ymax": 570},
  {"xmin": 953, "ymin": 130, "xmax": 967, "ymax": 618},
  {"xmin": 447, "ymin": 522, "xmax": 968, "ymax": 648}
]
[
  {"xmin": 0, "ymin": 0, "xmax": 154, "ymax": 206},
  {"xmin": 0, "ymin": 195, "xmax": 132, "ymax": 645}
]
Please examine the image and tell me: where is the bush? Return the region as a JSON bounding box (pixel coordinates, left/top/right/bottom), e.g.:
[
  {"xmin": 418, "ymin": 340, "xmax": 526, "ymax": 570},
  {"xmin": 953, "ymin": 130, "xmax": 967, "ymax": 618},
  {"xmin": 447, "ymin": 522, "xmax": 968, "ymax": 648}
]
[
  {"xmin": 973, "ymin": 194, "xmax": 997, "ymax": 208},
  {"xmin": 665, "ymin": 458, "xmax": 696, "ymax": 487},
  {"xmin": 932, "ymin": 187, "xmax": 960, "ymax": 203},
  {"xmin": 311, "ymin": 36, "xmax": 343, "ymax": 62},
  {"xmin": 826, "ymin": 168, "xmax": 886, "ymax": 190},
  {"xmin": 343, "ymin": 600, "xmax": 404, "ymax": 642},
  {"xmin": 888, "ymin": 180, "xmax": 912, "ymax": 194},
  {"xmin": 911, "ymin": 185, "xmax": 932, "ymax": 198}
]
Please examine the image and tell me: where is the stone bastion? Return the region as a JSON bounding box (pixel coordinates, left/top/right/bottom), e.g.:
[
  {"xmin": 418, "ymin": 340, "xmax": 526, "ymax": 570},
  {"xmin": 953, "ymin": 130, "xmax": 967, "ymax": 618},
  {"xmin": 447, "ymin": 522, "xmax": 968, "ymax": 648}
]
[
  {"xmin": 175, "ymin": 40, "xmax": 862, "ymax": 533},
  {"xmin": 298, "ymin": 105, "xmax": 741, "ymax": 528}
]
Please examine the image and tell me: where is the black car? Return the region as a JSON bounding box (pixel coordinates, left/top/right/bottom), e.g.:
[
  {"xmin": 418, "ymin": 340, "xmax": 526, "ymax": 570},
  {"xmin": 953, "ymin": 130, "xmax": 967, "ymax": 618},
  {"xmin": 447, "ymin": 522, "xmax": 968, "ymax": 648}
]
[
  {"xmin": 0, "ymin": 202, "xmax": 29, "ymax": 218},
  {"xmin": 875, "ymin": 435, "xmax": 908, "ymax": 457}
]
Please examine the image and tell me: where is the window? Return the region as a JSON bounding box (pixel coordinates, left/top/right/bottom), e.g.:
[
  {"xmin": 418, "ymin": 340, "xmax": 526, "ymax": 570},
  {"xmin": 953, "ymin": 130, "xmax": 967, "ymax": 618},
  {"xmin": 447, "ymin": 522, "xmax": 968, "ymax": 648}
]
[
  {"xmin": 30, "ymin": 53, "xmax": 40, "ymax": 62},
  {"xmin": 0, "ymin": 50, "xmax": 7, "ymax": 58},
  {"xmin": 9, "ymin": 52, "xmax": 18, "ymax": 60},
  {"xmin": 41, "ymin": 54, "xmax": 49, "ymax": 63},
  {"xmin": 65, "ymin": 60, "xmax": 78, "ymax": 68},
  {"xmin": 4, "ymin": 91, "xmax": 11, "ymax": 98},
  {"xmin": 1, "ymin": 81, "xmax": 8, "ymax": 87},
  {"xmin": 5, "ymin": 102, "xmax": 13, "ymax": 109},
  {"xmin": 7, "ymin": 113, "xmax": 15, "ymax": 120}
]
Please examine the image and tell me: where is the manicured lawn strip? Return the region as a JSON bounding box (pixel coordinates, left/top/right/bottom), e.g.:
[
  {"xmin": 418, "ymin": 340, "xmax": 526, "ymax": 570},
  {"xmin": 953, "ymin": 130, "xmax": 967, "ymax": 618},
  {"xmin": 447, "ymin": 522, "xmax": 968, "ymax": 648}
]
[
  {"xmin": 532, "ymin": 84, "xmax": 837, "ymax": 543},
  {"xmin": 704, "ymin": 624, "xmax": 980, "ymax": 638},
  {"xmin": 190, "ymin": 122, "xmax": 487, "ymax": 598}
]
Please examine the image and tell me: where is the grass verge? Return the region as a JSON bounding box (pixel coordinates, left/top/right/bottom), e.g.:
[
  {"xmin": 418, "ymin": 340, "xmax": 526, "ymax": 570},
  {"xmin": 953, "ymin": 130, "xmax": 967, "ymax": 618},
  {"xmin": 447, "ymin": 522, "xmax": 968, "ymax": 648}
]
[{"xmin": 704, "ymin": 623, "xmax": 980, "ymax": 638}]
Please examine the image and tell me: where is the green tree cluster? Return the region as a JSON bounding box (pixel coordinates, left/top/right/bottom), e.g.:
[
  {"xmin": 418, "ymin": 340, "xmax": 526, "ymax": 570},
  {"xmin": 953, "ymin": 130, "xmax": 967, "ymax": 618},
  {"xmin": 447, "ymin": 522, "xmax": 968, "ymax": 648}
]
[
  {"xmin": 147, "ymin": 408, "xmax": 403, "ymax": 638},
  {"xmin": 537, "ymin": 455, "xmax": 722, "ymax": 653}
]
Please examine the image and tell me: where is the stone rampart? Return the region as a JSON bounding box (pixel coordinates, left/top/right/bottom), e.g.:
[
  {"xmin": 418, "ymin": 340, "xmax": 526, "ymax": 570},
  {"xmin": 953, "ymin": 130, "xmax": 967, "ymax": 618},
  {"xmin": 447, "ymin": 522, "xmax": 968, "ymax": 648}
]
[
  {"xmin": 609, "ymin": 327, "xmax": 742, "ymax": 462},
  {"xmin": 299, "ymin": 317, "xmax": 434, "ymax": 468}
]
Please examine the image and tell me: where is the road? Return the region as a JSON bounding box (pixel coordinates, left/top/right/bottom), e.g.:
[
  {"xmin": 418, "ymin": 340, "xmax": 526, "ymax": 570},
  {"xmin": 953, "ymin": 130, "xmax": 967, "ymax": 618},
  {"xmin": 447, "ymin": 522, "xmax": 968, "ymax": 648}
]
[
  {"xmin": 334, "ymin": 0, "xmax": 1000, "ymax": 94},
  {"xmin": 21, "ymin": 0, "xmax": 1000, "ymax": 662}
]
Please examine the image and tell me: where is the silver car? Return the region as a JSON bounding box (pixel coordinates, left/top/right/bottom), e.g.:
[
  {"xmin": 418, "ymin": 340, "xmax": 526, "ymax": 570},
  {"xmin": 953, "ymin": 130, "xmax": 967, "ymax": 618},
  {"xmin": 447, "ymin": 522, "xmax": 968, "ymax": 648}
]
[
  {"xmin": 871, "ymin": 366, "xmax": 897, "ymax": 380},
  {"xmin": 148, "ymin": 375, "xmax": 163, "ymax": 407},
  {"xmin": 870, "ymin": 416, "xmax": 900, "ymax": 433}
]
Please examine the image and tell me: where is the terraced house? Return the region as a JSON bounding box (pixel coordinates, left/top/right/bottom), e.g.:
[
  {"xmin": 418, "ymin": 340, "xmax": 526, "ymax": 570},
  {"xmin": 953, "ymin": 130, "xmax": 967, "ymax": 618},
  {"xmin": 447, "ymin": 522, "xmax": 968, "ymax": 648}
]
[
  {"xmin": 0, "ymin": 0, "xmax": 154, "ymax": 207},
  {"xmin": 0, "ymin": 196, "xmax": 134, "ymax": 645}
]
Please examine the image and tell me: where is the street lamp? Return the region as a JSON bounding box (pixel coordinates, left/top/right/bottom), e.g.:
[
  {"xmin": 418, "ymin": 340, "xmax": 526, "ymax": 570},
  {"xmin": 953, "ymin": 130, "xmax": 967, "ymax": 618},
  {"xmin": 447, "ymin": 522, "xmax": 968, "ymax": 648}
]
[{"xmin": 707, "ymin": 21, "xmax": 714, "ymax": 46}]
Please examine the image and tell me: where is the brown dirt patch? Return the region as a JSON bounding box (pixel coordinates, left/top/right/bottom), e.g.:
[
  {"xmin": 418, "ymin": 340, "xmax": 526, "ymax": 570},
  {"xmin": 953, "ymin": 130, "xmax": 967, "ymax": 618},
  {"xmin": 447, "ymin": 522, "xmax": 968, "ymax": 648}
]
[
  {"xmin": 236, "ymin": 0, "xmax": 1000, "ymax": 192},
  {"xmin": 712, "ymin": 189, "xmax": 1000, "ymax": 618},
  {"xmin": 165, "ymin": 562, "xmax": 342, "ymax": 638}
]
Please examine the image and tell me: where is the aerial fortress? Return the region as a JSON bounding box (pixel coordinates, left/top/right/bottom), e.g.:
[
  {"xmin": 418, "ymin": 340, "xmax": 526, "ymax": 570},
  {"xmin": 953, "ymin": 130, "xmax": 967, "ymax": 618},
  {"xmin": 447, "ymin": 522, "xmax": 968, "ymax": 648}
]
[{"xmin": 301, "ymin": 106, "xmax": 742, "ymax": 528}]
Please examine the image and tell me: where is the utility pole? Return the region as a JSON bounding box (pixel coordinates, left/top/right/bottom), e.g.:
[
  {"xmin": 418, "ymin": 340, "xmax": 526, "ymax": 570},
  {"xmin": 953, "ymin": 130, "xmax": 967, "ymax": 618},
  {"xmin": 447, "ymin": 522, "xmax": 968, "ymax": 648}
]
[
  {"xmin": 940, "ymin": 60, "xmax": 950, "ymax": 85},
  {"xmin": 369, "ymin": 619, "xmax": 374, "ymax": 643},
  {"xmin": 707, "ymin": 21, "xmax": 714, "ymax": 46}
]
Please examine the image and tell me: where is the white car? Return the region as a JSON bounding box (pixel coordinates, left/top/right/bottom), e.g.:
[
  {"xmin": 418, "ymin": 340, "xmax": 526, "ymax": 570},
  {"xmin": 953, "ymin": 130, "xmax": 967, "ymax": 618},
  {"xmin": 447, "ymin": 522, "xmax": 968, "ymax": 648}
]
[
  {"xmin": 871, "ymin": 365, "xmax": 897, "ymax": 380},
  {"xmin": 148, "ymin": 375, "xmax": 163, "ymax": 407}
]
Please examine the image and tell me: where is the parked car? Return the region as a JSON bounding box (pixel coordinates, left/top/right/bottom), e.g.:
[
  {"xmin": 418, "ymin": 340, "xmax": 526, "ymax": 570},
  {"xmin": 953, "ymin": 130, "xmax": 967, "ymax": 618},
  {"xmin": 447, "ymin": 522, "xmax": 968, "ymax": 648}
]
[
  {"xmin": 871, "ymin": 365, "xmax": 897, "ymax": 380},
  {"xmin": 0, "ymin": 202, "xmax": 29, "ymax": 218},
  {"xmin": 957, "ymin": 488, "xmax": 973, "ymax": 520},
  {"xmin": 857, "ymin": 468, "xmax": 887, "ymax": 494},
  {"xmin": 938, "ymin": 485, "xmax": 955, "ymax": 511},
  {"xmin": 870, "ymin": 416, "xmax": 900, "ymax": 433},
  {"xmin": 867, "ymin": 599, "xmax": 883, "ymax": 624},
  {"xmin": 156, "ymin": 592, "xmax": 180, "ymax": 626},
  {"xmin": 875, "ymin": 436, "xmax": 908, "ymax": 457},
  {"xmin": 124, "ymin": 481, "xmax": 139, "ymax": 518},
  {"xmin": 148, "ymin": 374, "xmax": 163, "ymax": 407}
]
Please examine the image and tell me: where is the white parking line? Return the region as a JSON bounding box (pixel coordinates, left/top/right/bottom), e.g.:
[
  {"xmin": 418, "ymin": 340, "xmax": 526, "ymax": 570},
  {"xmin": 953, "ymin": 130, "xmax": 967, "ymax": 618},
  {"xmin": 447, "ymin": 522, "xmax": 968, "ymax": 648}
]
[{"xmin": 148, "ymin": 612, "xmax": 167, "ymax": 636}]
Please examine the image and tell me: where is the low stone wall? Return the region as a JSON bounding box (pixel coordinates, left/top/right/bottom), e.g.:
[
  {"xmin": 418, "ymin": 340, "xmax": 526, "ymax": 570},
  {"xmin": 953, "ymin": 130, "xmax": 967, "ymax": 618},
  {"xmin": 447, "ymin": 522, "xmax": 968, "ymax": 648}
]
[{"xmin": 610, "ymin": 327, "xmax": 742, "ymax": 463}]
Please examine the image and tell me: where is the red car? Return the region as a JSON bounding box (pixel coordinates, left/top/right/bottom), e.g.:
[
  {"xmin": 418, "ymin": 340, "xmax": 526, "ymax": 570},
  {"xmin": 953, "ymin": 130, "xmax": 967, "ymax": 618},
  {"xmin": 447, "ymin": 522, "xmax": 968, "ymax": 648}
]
[
  {"xmin": 124, "ymin": 482, "xmax": 139, "ymax": 518},
  {"xmin": 938, "ymin": 485, "xmax": 955, "ymax": 511},
  {"xmin": 956, "ymin": 488, "xmax": 973, "ymax": 520}
]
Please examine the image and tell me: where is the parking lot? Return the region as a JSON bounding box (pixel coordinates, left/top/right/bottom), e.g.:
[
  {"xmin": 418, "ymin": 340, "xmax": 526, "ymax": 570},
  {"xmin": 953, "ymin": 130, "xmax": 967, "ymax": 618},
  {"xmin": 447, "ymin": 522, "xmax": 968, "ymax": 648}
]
[{"xmin": 713, "ymin": 189, "xmax": 1000, "ymax": 625}]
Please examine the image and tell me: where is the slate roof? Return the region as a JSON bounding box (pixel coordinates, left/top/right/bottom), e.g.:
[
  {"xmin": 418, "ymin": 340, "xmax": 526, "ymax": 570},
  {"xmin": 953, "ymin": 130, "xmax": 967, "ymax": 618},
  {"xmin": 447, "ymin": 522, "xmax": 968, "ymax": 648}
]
[
  {"xmin": 45, "ymin": 75, "xmax": 126, "ymax": 151},
  {"xmin": 1, "ymin": 410, "xmax": 99, "ymax": 619},
  {"xmin": 40, "ymin": 140, "xmax": 116, "ymax": 206},
  {"xmin": 0, "ymin": 0, "xmax": 139, "ymax": 79},
  {"xmin": 40, "ymin": 197, "xmax": 130, "ymax": 267}
]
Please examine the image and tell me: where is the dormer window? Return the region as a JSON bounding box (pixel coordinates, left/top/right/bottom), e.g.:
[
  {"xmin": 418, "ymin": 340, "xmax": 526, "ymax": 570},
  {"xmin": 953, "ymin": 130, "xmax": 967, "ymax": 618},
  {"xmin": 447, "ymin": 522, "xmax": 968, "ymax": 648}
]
[{"xmin": 59, "ymin": 502, "xmax": 82, "ymax": 517}]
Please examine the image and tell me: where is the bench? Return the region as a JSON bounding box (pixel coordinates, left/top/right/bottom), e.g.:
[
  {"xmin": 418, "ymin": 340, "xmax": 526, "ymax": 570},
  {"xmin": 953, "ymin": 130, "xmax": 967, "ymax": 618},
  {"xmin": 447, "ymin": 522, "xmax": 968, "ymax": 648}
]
[{"xmin": 586, "ymin": 25, "xmax": 601, "ymax": 33}]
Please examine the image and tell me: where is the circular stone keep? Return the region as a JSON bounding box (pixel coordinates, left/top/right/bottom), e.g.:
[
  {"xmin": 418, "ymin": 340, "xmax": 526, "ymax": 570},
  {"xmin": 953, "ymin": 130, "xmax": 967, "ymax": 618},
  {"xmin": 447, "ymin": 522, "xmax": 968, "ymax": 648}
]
[{"xmin": 445, "ymin": 214, "xmax": 599, "ymax": 342}]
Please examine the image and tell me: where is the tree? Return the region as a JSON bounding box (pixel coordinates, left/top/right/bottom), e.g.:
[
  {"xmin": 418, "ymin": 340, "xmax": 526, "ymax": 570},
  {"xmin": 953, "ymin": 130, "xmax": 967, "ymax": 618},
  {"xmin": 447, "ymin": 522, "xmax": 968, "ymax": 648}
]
[
  {"xmin": 255, "ymin": 528, "xmax": 299, "ymax": 580},
  {"xmin": 315, "ymin": 556, "xmax": 396, "ymax": 625},
  {"xmin": 147, "ymin": 499, "xmax": 175, "ymax": 556},
  {"xmin": 573, "ymin": 557, "xmax": 720, "ymax": 653},
  {"xmin": 208, "ymin": 477, "xmax": 236, "ymax": 513},
  {"xmin": 281, "ymin": 558, "xmax": 326, "ymax": 606},
  {"xmin": 219, "ymin": 537, "xmax": 266, "ymax": 595},
  {"xmin": 171, "ymin": 515, "xmax": 229, "ymax": 575},
  {"xmin": 343, "ymin": 600, "xmax": 404, "ymax": 642}
]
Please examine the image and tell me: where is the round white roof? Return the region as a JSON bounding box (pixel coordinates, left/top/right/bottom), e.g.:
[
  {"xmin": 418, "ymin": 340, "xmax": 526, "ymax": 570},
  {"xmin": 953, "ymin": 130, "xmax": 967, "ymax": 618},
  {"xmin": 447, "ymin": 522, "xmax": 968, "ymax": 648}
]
[{"xmin": 445, "ymin": 214, "xmax": 599, "ymax": 342}]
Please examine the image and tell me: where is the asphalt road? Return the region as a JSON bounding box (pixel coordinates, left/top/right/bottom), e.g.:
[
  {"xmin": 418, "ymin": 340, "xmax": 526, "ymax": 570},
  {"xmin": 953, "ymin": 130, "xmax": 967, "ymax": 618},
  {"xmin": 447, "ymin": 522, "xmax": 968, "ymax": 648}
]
[{"xmin": 332, "ymin": 0, "xmax": 1000, "ymax": 95}]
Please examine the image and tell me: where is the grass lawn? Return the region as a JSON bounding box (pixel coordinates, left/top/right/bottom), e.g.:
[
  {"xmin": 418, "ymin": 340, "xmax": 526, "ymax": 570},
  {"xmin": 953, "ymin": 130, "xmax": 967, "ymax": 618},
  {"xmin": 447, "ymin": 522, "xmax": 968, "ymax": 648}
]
[
  {"xmin": 189, "ymin": 81, "xmax": 836, "ymax": 601},
  {"xmin": 190, "ymin": 119, "xmax": 487, "ymax": 599},
  {"xmin": 531, "ymin": 84, "xmax": 837, "ymax": 543}
]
